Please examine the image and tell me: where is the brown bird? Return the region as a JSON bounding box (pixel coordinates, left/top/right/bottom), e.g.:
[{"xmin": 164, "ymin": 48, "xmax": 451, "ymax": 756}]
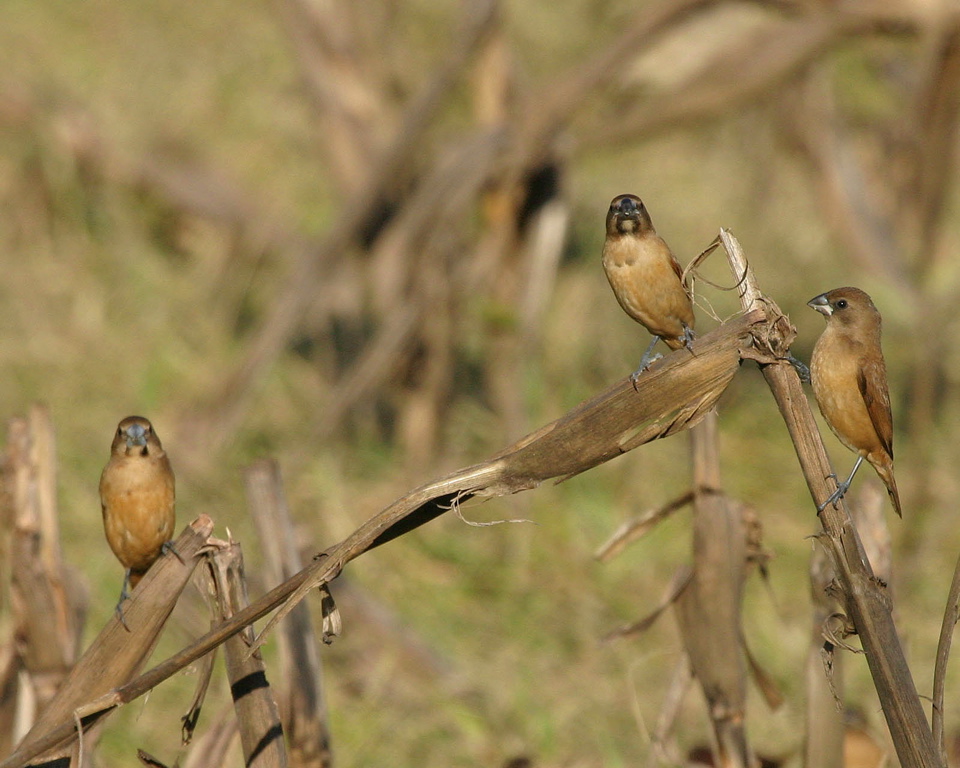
[
  {"xmin": 808, "ymin": 287, "xmax": 901, "ymax": 517},
  {"xmin": 99, "ymin": 416, "xmax": 177, "ymax": 617},
  {"xmin": 601, "ymin": 194, "xmax": 695, "ymax": 382}
]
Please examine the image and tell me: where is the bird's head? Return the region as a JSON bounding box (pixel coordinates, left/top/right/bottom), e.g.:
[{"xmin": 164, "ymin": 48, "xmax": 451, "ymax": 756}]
[
  {"xmin": 807, "ymin": 287, "xmax": 881, "ymax": 331},
  {"xmin": 111, "ymin": 416, "xmax": 160, "ymax": 457},
  {"xmin": 606, "ymin": 194, "xmax": 653, "ymax": 236}
]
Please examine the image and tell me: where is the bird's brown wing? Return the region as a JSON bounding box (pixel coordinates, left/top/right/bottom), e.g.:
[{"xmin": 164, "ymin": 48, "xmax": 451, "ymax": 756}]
[
  {"xmin": 858, "ymin": 357, "xmax": 894, "ymax": 459},
  {"xmin": 668, "ymin": 249, "xmax": 684, "ymax": 283}
]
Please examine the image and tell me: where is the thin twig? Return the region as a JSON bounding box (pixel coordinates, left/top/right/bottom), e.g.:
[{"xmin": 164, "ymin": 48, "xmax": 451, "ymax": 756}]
[
  {"xmin": 932, "ymin": 552, "xmax": 960, "ymax": 763},
  {"xmin": 595, "ymin": 492, "xmax": 694, "ymax": 562}
]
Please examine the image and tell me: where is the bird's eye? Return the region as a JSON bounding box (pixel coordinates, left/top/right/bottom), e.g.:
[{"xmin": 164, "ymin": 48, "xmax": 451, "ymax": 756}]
[{"xmin": 836, "ymin": 299, "xmax": 848, "ymax": 309}]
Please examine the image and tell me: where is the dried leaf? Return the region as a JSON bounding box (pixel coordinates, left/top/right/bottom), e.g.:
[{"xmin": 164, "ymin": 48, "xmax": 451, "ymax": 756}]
[{"xmin": 251, "ymin": 311, "xmax": 761, "ymax": 650}]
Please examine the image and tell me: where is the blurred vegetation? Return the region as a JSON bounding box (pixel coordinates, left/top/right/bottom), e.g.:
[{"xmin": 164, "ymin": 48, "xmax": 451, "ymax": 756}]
[{"xmin": 2, "ymin": 0, "xmax": 960, "ymax": 765}]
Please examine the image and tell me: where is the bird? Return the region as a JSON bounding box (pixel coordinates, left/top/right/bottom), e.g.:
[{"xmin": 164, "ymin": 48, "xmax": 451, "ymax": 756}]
[
  {"xmin": 808, "ymin": 287, "xmax": 902, "ymax": 517},
  {"xmin": 99, "ymin": 416, "xmax": 177, "ymax": 621},
  {"xmin": 601, "ymin": 194, "xmax": 695, "ymax": 383}
]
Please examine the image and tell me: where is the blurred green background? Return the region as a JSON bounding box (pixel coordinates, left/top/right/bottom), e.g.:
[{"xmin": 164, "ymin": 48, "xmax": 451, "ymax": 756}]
[{"xmin": 3, "ymin": 0, "xmax": 960, "ymax": 765}]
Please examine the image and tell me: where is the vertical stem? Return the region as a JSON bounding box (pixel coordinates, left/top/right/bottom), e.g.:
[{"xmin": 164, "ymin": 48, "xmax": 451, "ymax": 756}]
[
  {"xmin": 932, "ymin": 552, "xmax": 960, "ymax": 763},
  {"xmin": 676, "ymin": 412, "xmax": 751, "ymax": 768},
  {"xmin": 718, "ymin": 229, "xmax": 941, "ymax": 768}
]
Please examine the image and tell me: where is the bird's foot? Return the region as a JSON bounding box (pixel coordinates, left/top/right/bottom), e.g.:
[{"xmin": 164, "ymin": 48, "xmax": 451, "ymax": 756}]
[
  {"xmin": 818, "ymin": 457, "xmax": 863, "ymax": 513},
  {"xmin": 817, "ymin": 479, "xmax": 850, "ymax": 512},
  {"xmin": 787, "ymin": 353, "xmax": 811, "ymax": 383},
  {"xmin": 682, "ymin": 325, "xmax": 695, "ymax": 353},
  {"xmin": 115, "ymin": 600, "xmax": 130, "ymax": 631},
  {"xmin": 630, "ymin": 337, "xmax": 664, "ymax": 388},
  {"xmin": 630, "ymin": 354, "xmax": 663, "ymax": 389},
  {"xmin": 162, "ymin": 539, "xmax": 185, "ymax": 564}
]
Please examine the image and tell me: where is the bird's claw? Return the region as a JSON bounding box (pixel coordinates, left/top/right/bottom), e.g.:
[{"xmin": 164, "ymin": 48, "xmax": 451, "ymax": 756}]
[
  {"xmin": 787, "ymin": 354, "xmax": 811, "ymax": 383},
  {"xmin": 817, "ymin": 480, "xmax": 849, "ymax": 513},
  {"xmin": 115, "ymin": 601, "xmax": 130, "ymax": 631},
  {"xmin": 162, "ymin": 539, "xmax": 185, "ymax": 564},
  {"xmin": 630, "ymin": 354, "xmax": 662, "ymax": 389},
  {"xmin": 642, "ymin": 352, "xmax": 664, "ymax": 368}
]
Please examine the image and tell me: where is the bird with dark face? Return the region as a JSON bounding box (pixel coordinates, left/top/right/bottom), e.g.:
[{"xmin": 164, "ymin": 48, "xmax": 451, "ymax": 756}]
[
  {"xmin": 808, "ymin": 287, "xmax": 901, "ymax": 517},
  {"xmin": 601, "ymin": 194, "xmax": 695, "ymax": 383},
  {"xmin": 99, "ymin": 416, "xmax": 177, "ymax": 619}
]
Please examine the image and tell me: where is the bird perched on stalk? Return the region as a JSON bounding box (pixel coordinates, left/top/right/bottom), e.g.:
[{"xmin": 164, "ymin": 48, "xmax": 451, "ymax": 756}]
[
  {"xmin": 99, "ymin": 416, "xmax": 177, "ymax": 622},
  {"xmin": 808, "ymin": 287, "xmax": 902, "ymax": 517},
  {"xmin": 601, "ymin": 194, "xmax": 695, "ymax": 383}
]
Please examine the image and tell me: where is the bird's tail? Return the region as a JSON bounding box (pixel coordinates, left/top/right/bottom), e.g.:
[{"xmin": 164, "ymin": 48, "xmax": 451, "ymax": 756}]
[{"xmin": 875, "ymin": 461, "xmax": 902, "ymax": 518}]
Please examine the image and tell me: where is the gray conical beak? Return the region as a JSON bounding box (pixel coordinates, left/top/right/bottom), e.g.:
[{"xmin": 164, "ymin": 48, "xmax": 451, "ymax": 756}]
[
  {"xmin": 124, "ymin": 423, "xmax": 147, "ymax": 447},
  {"xmin": 807, "ymin": 293, "xmax": 832, "ymax": 317}
]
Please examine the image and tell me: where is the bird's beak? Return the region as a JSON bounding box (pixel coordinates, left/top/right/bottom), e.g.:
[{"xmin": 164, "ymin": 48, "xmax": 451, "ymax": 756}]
[
  {"xmin": 124, "ymin": 423, "xmax": 147, "ymax": 447},
  {"xmin": 807, "ymin": 293, "xmax": 832, "ymax": 317},
  {"xmin": 615, "ymin": 198, "xmax": 639, "ymax": 218}
]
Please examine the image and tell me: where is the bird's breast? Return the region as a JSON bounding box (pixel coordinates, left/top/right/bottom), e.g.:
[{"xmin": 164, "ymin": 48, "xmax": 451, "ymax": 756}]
[
  {"xmin": 100, "ymin": 455, "xmax": 176, "ymax": 571},
  {"xmin": 601, "ymin": 236, "xmax": 694, "ymax": 341},
  {"xmin": 810, "ymin": 331, "xmax": 882, "ymax": 456}
]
